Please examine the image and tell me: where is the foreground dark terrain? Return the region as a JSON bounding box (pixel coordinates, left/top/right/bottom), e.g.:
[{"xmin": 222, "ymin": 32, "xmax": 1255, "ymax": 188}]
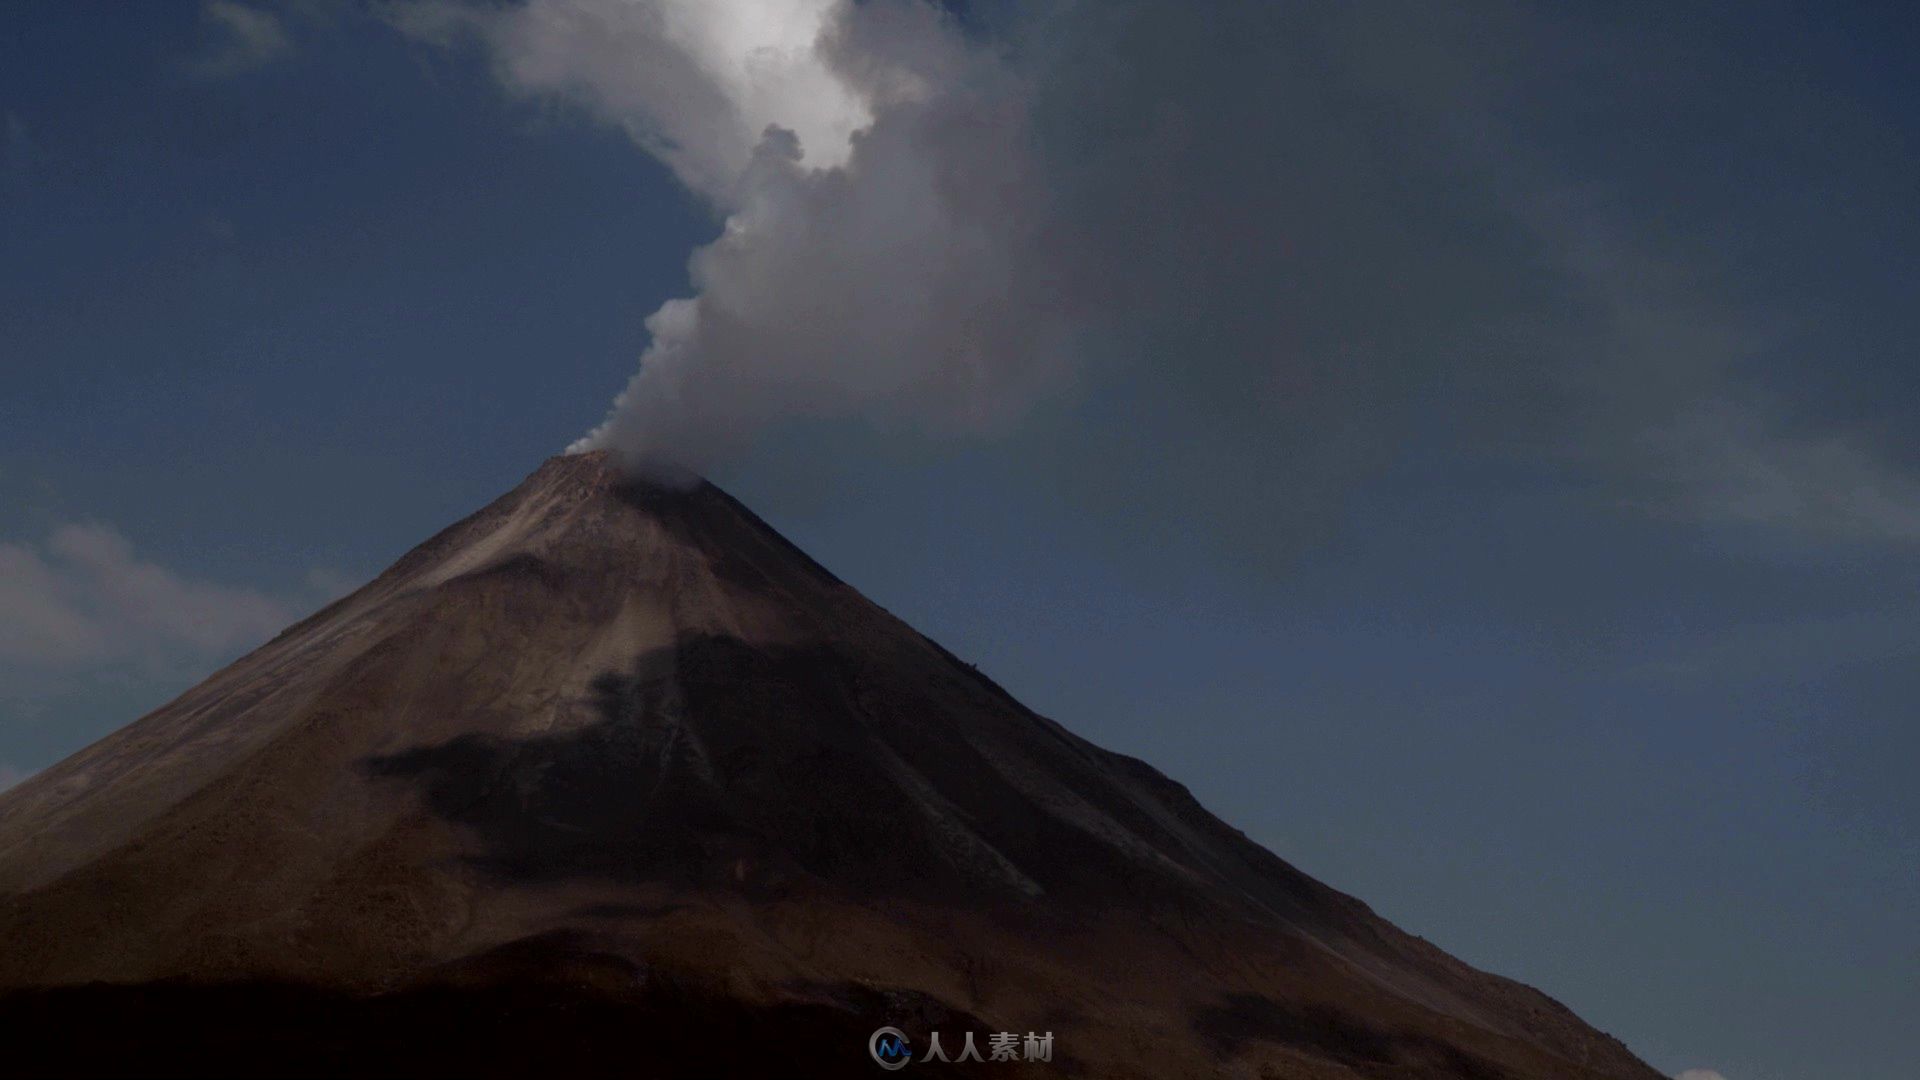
[{"xmin": 0, "ymin": 453, "xmax": 1660, "ymax": 1078}]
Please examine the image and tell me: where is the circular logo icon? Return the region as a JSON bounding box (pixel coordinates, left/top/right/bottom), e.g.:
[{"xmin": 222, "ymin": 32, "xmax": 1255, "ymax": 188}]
[{"xmin": 869, "ymin": 1026, "xmax": 913, "ymax": 1070}]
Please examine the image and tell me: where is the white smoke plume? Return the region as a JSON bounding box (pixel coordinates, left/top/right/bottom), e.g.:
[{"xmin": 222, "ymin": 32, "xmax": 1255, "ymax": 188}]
[
  {"xmin": 397, "ymin": 1, "xmax": 1920, "ymax": 550},
  {"xmin": 402, "ymin": 0, "xmax": 1078, "ymax": 479}
]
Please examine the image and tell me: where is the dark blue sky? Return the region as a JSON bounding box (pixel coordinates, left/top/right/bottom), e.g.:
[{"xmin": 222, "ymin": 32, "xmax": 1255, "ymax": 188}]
[{"xmin": 2, "ymin": 6, "xmax": 1916, "ymax": 1080}]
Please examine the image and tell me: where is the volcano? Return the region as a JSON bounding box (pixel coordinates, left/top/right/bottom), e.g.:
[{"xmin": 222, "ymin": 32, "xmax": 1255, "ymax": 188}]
[{"xmin": 0, "ymin": 452, "xmax": 1658, "ymax": 1079}]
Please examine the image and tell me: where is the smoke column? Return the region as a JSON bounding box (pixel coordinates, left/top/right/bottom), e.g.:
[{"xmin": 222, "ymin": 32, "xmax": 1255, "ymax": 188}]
[
  {"xmin": 397, "ymin": 2, "xmax": 1916, "ymax": 549},
  {"xmin": 403, "ymin": 0, "xmax": 1077, "ymax": 479}
]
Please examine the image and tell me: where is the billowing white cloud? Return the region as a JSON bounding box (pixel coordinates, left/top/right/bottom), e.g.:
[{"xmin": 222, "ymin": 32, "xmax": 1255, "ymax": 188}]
[
  {"xmin": 0, "ymin": 524, "xmax": 295, "ymax": 667},
  {"xmin": 399, "ymin": 0, "xmax": 1920, "ymax": 549},
  {"xmin": 401, "ymin": 0, "xmax": 1078, "ymax": 478},
  {"xmin": 406, "ymin": 0, "xmax": 872, "ymax": 199}
]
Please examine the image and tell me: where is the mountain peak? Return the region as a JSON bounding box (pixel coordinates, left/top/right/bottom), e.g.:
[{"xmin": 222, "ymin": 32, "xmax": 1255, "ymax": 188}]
[{"xmin": 0, "ymin": 457, "xmax": 1661, "ymax": 1079}]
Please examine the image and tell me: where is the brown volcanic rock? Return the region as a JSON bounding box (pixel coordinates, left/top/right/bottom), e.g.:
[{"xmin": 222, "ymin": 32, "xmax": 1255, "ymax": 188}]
[{"xmin": 0, "ymin": 452, "xmax": 1659, "ymax": 1079}]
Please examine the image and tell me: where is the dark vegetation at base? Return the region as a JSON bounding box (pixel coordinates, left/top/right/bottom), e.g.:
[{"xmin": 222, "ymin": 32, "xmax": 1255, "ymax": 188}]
[
  {"xmin": 1192, "ymin": 993, "xmax": 1513, "ymax": 1080},
  {"xmin": 0, "ymin": 978, "xmax": 1027, "ymax": 1079},
  {"xmin": 358, "ymin": 634, "xmax": 1223, "ymax": 914},
  {"xmin": 360, "ymin": 635, "xmax": 941, "ymax": 894},
  {"xmin": 0, "ymin": 979, "xmax": 1529, "ymax": 1080}
]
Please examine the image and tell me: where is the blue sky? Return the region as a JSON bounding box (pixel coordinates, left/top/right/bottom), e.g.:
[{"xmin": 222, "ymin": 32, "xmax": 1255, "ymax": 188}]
[{"xmin": 2, "ymin": 5, "xmax": 1916, "ymax": 1079}]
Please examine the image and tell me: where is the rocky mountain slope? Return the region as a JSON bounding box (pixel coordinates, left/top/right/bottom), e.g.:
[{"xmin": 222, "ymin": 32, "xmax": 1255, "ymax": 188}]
[{"xmin": 0, "ymin": 452, "xmax": 1660, "ymax": 1079}]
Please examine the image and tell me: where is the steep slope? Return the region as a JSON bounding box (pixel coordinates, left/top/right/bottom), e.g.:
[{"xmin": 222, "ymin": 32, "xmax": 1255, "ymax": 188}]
[{"xmin": 0, "ymin": 452, "xmax": 1659, "ymax": 1079}]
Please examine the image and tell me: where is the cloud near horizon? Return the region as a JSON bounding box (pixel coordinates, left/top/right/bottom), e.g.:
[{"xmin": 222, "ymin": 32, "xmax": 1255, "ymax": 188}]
[
  {"xmin": 1675, "ymin": 1069, "xmax": 1730, "ymax": 1080},
  {"xmin": 0, "ymin": 523, "xmax": 298, "ymax": 669},
  {"xmin": 0, "ymin": 519, "xmax": 360, "ymax": 775}
]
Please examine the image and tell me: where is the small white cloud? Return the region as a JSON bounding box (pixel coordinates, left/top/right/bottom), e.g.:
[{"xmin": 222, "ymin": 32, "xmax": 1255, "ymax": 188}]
[
  {"xmin": 1645, "ymin": 403, "xmax": 1920, "ymax": 544},
  {"xmin": 0, "ymin": 523, "xmax": 295, "ymax": 667},
  {"xmin": 189, "ymin": 0, "xmax": 292, "ymax": 78},
  {"xmin": 1676, "ymin": 1069, "xmax": 1731, "ymax": 1080}
]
